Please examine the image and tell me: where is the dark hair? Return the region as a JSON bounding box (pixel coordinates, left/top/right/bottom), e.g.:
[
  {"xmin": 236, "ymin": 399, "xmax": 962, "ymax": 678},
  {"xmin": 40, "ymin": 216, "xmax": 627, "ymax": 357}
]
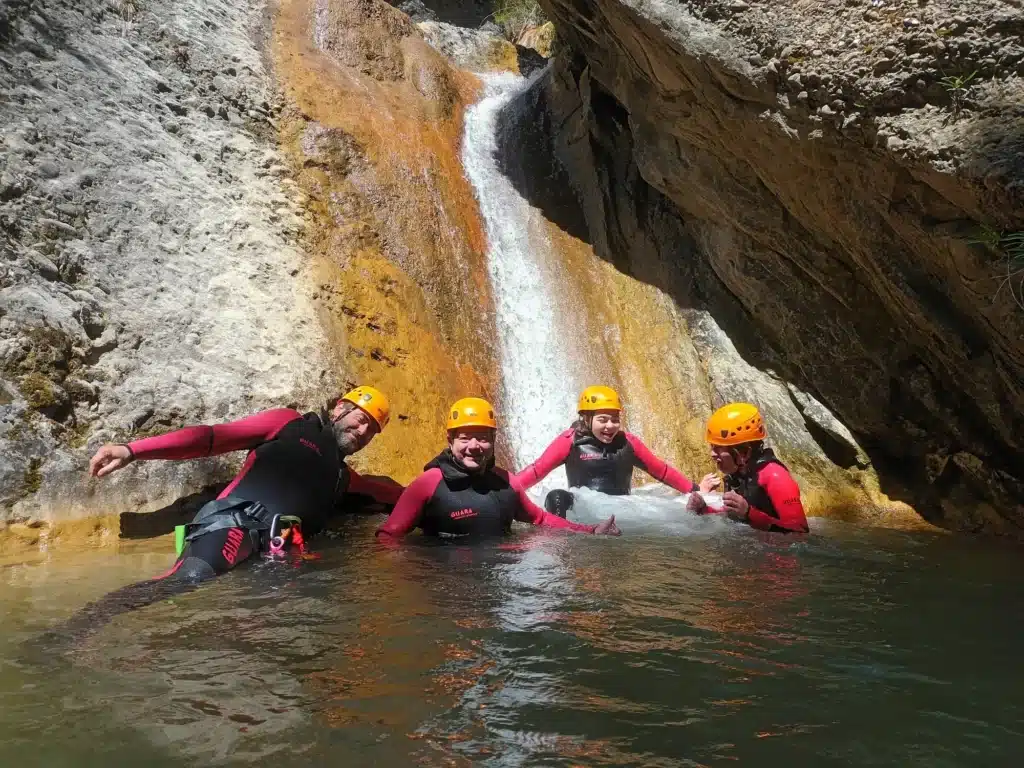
[{"xmin": 571, "ymin": 414, "xmax": 591, "ymax": 437}]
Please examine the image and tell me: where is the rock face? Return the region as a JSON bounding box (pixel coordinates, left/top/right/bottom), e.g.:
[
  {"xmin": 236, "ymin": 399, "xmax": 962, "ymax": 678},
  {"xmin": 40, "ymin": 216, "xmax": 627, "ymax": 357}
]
[
  {"xmin": 535, "ymin": 0, "xmax": 1024, "ymax": 533},
  {"xmin": 0, "ymin": 0, "xmax": 334, "ymax": 524},
  {"xmin": 416, "ymin": 21, "xmax": 520, "ymax": 73},
  {"xmin": 273, "ymin": 0, "xmax": 498, "ymax": 478}
]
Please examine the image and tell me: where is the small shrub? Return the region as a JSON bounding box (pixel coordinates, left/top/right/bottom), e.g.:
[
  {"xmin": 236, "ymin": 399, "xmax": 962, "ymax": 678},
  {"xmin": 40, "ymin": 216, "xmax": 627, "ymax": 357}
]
[
  {"xmin": 969, "ymin": 226, "xmax": 1024, "ymax": 310},
  {"xmin": 490, "ymin": 0, "xmax": 546, "ymax": 43},
  {"xmin": 940, "ymin": 70, "xmax": 977, "ymax": 120}
]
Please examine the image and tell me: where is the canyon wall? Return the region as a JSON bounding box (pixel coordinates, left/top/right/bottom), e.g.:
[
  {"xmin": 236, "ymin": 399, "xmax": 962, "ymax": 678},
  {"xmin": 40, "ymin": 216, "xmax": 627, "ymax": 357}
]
[{"xmin": 532, "ymin": 0, "xmax": 1024, "ymax": 534}]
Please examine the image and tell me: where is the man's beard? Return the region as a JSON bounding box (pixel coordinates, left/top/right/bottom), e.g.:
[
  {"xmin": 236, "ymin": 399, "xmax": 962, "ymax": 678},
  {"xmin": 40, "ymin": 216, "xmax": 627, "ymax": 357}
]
[{"xmin": 332, "ymin": 420, "xmax": 360, "ymax": 456}]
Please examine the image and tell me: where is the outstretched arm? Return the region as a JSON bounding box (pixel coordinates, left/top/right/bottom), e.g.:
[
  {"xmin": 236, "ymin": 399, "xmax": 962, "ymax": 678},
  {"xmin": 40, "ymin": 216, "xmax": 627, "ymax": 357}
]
[
  {"xmin": 625, "ymin": 433, "xmax": 695, "ymax": 494},
  {"xmin": 512, "ymin": 484, "xmax": 598, "ymax": 533},
  {"xmin": 507, "ymin": 474, "xmax": 620, "ymax": 535},
  {"xmin": 89, "ymin": 408, "xmax": 302, "ymax": 477},
  {"xmin": 376, "ymin": 469, "xmax": 442, "ymax": 541},
  {"xmin": 512, "ymin": 430, "xmax": 573, "ymax": 490}
]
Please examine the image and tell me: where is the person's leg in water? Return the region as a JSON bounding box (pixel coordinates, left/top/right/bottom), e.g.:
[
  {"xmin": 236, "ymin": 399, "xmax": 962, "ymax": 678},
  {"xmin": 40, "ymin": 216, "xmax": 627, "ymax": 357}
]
[
  {"xmin": 41, "ymin": 526, "xmax": 257, "ymax": 652},
  {"xmin": 544, "ymin": 489, "xmax": 575, "ymax": 518}
]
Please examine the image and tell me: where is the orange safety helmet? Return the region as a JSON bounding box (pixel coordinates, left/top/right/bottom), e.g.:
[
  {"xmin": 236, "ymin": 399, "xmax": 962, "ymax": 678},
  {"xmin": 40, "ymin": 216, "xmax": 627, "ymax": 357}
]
[
  {"xmin": 577, "ymin": 385, "xmax": 622, "ymax": 413},
  {"xmin": 706, "ymin": 402, "xmax": 767, "ymax": 446},
  {"xmin": 341, "ymin": 385, "xmax": 390, "ymax": 431},
  {"xmin": 447, "ymin": 397, "xmax": 497, "ymax": 431}
]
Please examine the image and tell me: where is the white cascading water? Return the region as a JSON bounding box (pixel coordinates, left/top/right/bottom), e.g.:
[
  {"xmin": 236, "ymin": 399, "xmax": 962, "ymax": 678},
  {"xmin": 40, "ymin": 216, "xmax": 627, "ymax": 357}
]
[{"xmin": 462, "ymin": 72, "xmax": 578, "ymax": 499}]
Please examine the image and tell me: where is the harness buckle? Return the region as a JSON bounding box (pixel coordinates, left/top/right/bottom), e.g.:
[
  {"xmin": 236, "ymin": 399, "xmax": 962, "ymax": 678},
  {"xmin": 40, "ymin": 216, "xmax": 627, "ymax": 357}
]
[{"xmin": 266, "ymin": 515, "xmax": 304, "ymax": 556}]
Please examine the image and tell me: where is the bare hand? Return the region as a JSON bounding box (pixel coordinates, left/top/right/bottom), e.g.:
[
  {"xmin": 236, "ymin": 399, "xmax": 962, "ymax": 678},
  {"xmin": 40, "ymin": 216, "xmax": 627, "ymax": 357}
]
[
  {"xmin": 686, "ymin": 492, "xmax": 708, "ymax": 514},
  {"xmin": 594, "ymin": 515, "xmax": 621, "ymax": 536},
  {"xmin": 89, "ymin": 444, "xmax": 133, "ymax": 478},
  {"xmin": 722, "ymin": 491, "xmax": 749, "ymax": 521},
  {"xmin": 698, "ymin": 473, "xmax": 721, "ymax": 493}
]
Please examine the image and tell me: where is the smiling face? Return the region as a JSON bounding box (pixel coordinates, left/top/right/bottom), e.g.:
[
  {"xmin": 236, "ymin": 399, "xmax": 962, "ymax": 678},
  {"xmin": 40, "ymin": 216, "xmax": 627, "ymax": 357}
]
[
  {"xmin": 589, "ymin": 409, "xmax": 622, "ymax": 444},
  {"xmin": 330, "ymin": 401, "xmax": 379, "ymax": 456},
  {"xmin": 449, "ymin": 427, "xmax": 495, "ymax": 470}
]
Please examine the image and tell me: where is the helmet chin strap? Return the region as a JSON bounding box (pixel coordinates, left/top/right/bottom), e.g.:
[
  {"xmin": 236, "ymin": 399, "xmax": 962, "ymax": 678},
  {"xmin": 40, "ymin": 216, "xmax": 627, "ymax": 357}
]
[{"xmin": 730, "ymin": 445, "xmax": 752, "ymax": 473}]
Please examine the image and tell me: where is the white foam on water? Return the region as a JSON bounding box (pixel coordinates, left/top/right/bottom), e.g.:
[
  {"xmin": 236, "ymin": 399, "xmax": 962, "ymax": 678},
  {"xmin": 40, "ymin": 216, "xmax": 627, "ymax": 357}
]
[{"xmin": 566, "ymin": 487, "xmax": 732, "ymax": 535}]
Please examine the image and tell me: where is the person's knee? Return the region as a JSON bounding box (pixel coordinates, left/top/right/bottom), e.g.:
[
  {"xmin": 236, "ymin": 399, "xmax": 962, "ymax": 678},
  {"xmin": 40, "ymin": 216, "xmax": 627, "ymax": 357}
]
[
  {"xmin": 544, "ymin": 489, "xmax": 575, "ymax": 518},
  {"xmin": 175, "ymin": 556, "xmax": 218, "ymax": 583}
]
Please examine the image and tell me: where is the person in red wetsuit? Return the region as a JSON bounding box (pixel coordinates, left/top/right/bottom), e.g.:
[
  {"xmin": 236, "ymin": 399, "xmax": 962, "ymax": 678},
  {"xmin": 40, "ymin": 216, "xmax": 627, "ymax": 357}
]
[
  {"xmin": 377, "ymin": 397, "xmax": 620, "ymax": 541},
  {"xmin": 40, "ymin": 386, "xmax": 401, "ymax": 648},
  {"xmin": 513, "ymin": 385, "xmax": 708, "ymax": 516},
  {"xmin": 687, "ymin": 402, "xmax": 809, "ymax": 533},
  {"xmin": 88, "ymin": 385, "xmax": 401, "ymax": 581}
]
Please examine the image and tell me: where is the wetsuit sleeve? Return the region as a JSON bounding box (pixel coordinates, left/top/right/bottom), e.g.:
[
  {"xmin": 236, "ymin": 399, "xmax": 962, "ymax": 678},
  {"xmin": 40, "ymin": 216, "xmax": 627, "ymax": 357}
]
[
  {"xmin": 376, "ymin": 469, "xmax": 443, "ymax": 539},
  {"xmin": 127, "ymin": 408, "xmax": 302, "ymax": 460},
  {"xmin": 510, "ymin": 480, "xmax": 597, "ymax": 533},
  {"xmin": 347, "ymin": 469, "xmax": 404, "ymax": 506},
  {"xmin": 747, "ymin": 464, "xmax": 809, "ymax": 533},
  {"xmin": 624, "ymin": 433, "xmax": 695, "ymax": 493},
  {"xmin": 512, "ymin": 430, "xmax": 574, "ymax": 490}
]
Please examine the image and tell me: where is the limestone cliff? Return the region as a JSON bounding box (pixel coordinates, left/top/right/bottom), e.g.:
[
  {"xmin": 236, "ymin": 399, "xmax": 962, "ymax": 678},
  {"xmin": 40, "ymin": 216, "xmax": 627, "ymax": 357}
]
[
  {"xmin": 533, "ymin": 0, "xmax": 1024, "ymax": 533},
  {"xmin": 0, "ymin": 0, "xmax": 332, "ymax": 528},
  {"xmin": 0, "ymin": 0, "xmax": 497, "ymax": 548}
]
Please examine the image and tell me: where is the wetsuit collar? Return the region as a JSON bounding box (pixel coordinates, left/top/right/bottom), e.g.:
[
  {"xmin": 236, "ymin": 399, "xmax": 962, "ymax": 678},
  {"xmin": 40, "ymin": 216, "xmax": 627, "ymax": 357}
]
[
  {"xmin": 573, "ymin": 429, "xmax": 626, "ymax": 451},
  {"xmin": 733, "ymin": 446, "xmax": 778, "ymax": 478}
]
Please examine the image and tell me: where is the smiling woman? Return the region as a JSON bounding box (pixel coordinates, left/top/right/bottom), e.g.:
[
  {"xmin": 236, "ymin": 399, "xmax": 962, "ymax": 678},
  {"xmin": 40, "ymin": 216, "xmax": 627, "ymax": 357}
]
[
  {"xmin": 376, "ymin": 397, "xmax": 621, "ymax": 540},
  {"xmin": 513, "ymin": 386, "xmax": 706, "ymax": 516}
]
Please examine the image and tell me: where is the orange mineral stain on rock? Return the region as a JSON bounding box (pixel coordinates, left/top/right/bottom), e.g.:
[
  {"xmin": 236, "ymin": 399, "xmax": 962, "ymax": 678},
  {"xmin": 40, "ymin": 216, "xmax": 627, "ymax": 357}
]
[{"xmin": 273, "ymin": 0, "xmax": 498, "ymax": 482}]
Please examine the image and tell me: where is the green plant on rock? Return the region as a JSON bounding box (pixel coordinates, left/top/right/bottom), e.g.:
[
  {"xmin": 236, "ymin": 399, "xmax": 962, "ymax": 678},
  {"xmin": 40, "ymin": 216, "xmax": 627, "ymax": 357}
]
[
  {"xmin": 22, "ymin": 458, "xmax": 42, "ymax": 496},
  {"xmin": 968, "ymin": 226, "xmax": 1024, "ymax": 310},
  {"xmin": 489, "ymin": 0, "xmax": 546, "ymax": 43},
  {"xmin": 940, "ymin": 70, "xmax": 977, "ymax": 120},
  {"xmin": 18, "ymin": 373, "xmax": 58, "ymax": 410}
]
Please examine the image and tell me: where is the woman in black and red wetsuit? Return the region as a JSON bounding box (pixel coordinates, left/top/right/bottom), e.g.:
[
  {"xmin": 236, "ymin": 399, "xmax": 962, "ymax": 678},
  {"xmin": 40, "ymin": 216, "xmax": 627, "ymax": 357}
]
[
  {"xmin": 687, "ymin": 402, "xmax": 809, "ymax": 533},
  {"xmin": 512, "ymin": 386, "xmax": 709, "ymax": 516},
  {"xmin": 377, "ymin": 397, "xmax": 621, "ymax": 541}
]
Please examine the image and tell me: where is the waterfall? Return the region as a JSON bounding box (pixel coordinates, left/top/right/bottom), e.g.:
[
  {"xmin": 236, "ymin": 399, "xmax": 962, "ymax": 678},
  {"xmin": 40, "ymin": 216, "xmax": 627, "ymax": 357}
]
[{"xmin": 461, "ymin": 72, "xmax": 577, "ymax": 497}]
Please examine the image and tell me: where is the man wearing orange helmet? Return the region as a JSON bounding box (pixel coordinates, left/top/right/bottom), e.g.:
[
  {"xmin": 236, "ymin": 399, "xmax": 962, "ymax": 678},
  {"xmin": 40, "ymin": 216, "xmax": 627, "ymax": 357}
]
[
  {"xmin": 689, "ymin": 402, "xmax": 809, "ymax": 533},
  {"xmin": 87, "ymin": 385, "xmax": 401, "ymax": 582},
  {"xmin": 377, "ymin": 397, "xmax": 621, "ymax": 540},
  {"xmin": 513, "ymin": 386, "xmax": 705, "ymax": 516}
]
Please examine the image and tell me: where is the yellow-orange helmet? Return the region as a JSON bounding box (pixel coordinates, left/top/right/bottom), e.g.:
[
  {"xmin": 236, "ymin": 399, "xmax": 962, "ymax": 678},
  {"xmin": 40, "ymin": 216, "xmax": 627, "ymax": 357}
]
[
  {"xmin": 341, "ymin": 385, "xmax": 390, "ymax": 431},
  {"xmin": 706, "ymin": 402, "xmax": 767, "ymax": 446},
  {"xmin": 447, "ymin": 397, "xmax": 497, "ymax": 431},
  {"xmin": 577, "ymin": 385, "xmax": 622, "ymax": 413}
]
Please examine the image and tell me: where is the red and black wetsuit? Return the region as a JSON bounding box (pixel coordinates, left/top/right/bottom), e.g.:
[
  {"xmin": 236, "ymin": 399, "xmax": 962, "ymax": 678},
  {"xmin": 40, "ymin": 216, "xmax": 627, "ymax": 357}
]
[
  {"xmin": 45, "ymin": 408, "xmax": 401, "ymax": 649},
  {"xmin": 514, "ymin": 429, "xmax": 695, "ymax": 496},
  {"xmin": 130, "ymin": 408, "xmax": 400, "ymax": 580},
  {"xmin": 725, "ymin": 449, "xmax": 809, "ymax": 533},
  {"xmin": 377, "ymin": 449, "xmax": 597, "ymax": 540}
]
